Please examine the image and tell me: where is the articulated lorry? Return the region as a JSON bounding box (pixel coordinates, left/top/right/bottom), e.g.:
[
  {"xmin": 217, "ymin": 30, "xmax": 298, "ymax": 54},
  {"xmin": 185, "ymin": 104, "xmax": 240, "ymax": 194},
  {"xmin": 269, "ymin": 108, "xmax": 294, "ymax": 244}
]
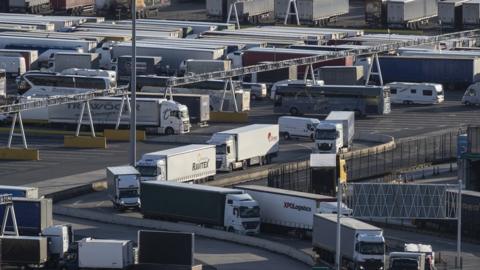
[
  {"xmin": 8, "ymin": 0, "xmax": 51, "ymax": 13},
  {"xmin": 208, "ymin": 124, "xmax": 279, "ymax": 172},
  {"xmin": 140, "ymin": 181, "xmax": 260, "ymax": 234},
  {"xmin": 310, "ymin": 153, "xmax": 347, "ymax": 196},
  {"xmin": 235, "ymin": 185, "xmax": 351, "ymax": 237},
  {"xmin": 313, "ymin": 214, "xmax": 385, "ymax": 270},
  {"xmin": 136, "ymin": 144, "xmax": 216, "ymax": 182},
  {"xmin": 388, "ymin": 252, "xmax": 425, "ymax": 270},
  {"xmin": 48, "ymin": 97, "xmax": 190, "ymax": 135},
  {"xmin": 315, "ymin": 111, "xmax": 355, "ymax": 153},
  {"xmin": 107, "ymin": 166, "xmax": 140, "ymax": 210},
  {"xmin": 95, "ymin": 0, "xmax": 171, "ymax": 19}
]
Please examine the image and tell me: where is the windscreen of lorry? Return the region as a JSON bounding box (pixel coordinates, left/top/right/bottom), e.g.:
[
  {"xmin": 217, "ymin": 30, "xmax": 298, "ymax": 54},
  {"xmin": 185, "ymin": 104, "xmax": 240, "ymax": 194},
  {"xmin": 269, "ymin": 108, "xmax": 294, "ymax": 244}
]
[
  {"xmin": 180, "ymin": 109, "xmax": 189, "ymax": 119},
  {"xmin": 358, "ymin": 242, "xmax": 384, "ymax": 255},
  {"xmin": 136, "ymin": 166, "xmax": 157, "ymax": 177},
  {"xmin": 119, "ymin": 189, "xmax": 139, "ymax": 198},
  {"xmin": 315, "ymin": 129, "xmax": 337, "ymax": 140},
  {"xmin": 390, "ymin": 259, "xmax": 419, "ymax": 269},
  {"xmin": 215, "ymin": 144, "xmax": 228, "ymax": 155},
  {"xmin": 239, "ymin": 206, "xmax": 260, "ymax": 218}
]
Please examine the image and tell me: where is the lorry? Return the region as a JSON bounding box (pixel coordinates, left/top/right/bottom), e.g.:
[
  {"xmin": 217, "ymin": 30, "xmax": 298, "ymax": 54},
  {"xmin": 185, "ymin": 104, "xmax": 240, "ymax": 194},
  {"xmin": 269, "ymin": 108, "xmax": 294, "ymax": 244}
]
[
  {"xmin": 312, "ymin": 214, "xmax": 386, "ymax": 270},
  {"xmin": 404, "ymin": 243, "xmax": 435, "ymax": 268},
  {"xmin": 378, "ymin": 56, "xmax": 480, "ymax": 90},
  {"xmin": 387, "ymin": 0, "xmax": 438, "ymax": 29},
  {"xmin": 47, "ymin": 97, "xmax": 190, "ymax": 135},
  {"xmin": 0, "ymin": 185, "xmax": 38, "ymax": 198},
  {"xmin": 140, "ymin": 181, "xmax": 261, "ymax": 234},
  {"xmin": 107, "ymin": 166, "xmax": 140, "ymax": 210},
  {"xmin": 462, "ymin": 0, "xmax": 480, "ymax": 27},
  {"xmin": 318, "ymin": 66, "xmax": 364, "ymax": 85},
  {"xmin": 0, "ymin": 56, "xmax": 26, "ymax": 77},
  {"xmin": 462, "ymin": 82, "xmax": 480, "ymax": 106},
  {"xmin": 78, "ymin": 238, "xmax": 134, "ymax": 269},
  {"xmin": 207, "ymin": 0, "xmax": 274, "ymax": 22},
  {"xmin": 136, "ymin": 144, "xmax": 216, "ymax": 182},
  {"xmin": 8, "ymin": 0, "xmax": 51, "ymax": 13},
  {"xmin": 365, "ymin": 0, "xmax": 388, "ymax": 27},
  {"xmin": 438, "ymin": 0, "xmax": 470, "ymax": 29},
  {"xmin": 235, "ymin": 185, "xmax": 352, "ymax": 237},
  {"xmin": 183, "ymin": 59, "xmax": 231, "ymax": 75},
  {"xmin": 388, "ymin": 252, "xmax": 425, "ymax": 270},
  {"xmin": 275, "ymin": 0, "xmax": 349, "ymax": 25},
  {"xmin": 208, "ymin": 124, "xmax": 279, "ymax": 172},
  {"xmin": 0, "ymin": 49, "xmax": 38, "ymax": 70},
  {"xmin": 53, "ymin": 52, "xmax": 100, "ymax": 72},
  {"xmin": 137, "ymin": 92, "xmax": 210, "ymax": 126},
  {"xmin": 0, "ymin": 197, "xmax": 53, "ymax": 236},
  {"xmin": 315, "ymin": 111, "xmax": 355, "ymax": 153},
  {"xmin": 116, "ymin": 56, "xmax": 162, "ymax": 83},
  {"xmin": 50, "ymin": 0, "xmax": 95, "ymax": 15},
  {"xmin": 95, "ymin": 0, "xmax": 171, "ymax": 19},
  {"xmin": 310, "ymin": 153, "xmax": 347, "ymax": 196}
]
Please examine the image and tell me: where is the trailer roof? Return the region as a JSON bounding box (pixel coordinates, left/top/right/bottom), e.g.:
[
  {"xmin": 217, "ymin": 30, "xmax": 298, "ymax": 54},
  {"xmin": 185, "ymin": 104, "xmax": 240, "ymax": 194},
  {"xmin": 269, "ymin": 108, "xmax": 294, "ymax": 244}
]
[
  {"xmin": 142, "ymin": 181, "xmax": 242, "ymax": 194},
  {"xmin": 107, "ymin": 166, "xmax": 139, "ymax": 175},
  {"xmin": 236, "ymin": 185, "xmax": 336, "ymax": 201},
  {"xmin": 0, "ymin": 185, "xmax": 35, "ymax": 190},
  {"xmin": 218, "ymin": 124, "xmax": 277, "ymax": 135},
  {"xmin": 142, "ymin": 144, "xmax": 214, "ymax": 158},
  {"xmin": 326, "ymin": 111, "xmax": 355, "ymax": 120},
  {"xmin": 316, "ymin": 214, "xmax": 381, "ymax": 230}
]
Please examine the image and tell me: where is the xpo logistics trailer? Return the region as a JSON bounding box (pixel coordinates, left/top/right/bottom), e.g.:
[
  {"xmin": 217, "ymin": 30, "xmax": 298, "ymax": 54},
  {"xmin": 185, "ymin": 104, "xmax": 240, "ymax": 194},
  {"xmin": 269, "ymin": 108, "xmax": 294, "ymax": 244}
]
[
  {"xmin": 136, "ymin": 144, "xmax": 216, "ymax": 182},
  {"xmin": 235, "ymin": 185, "xmax": 352, "ymax": 237},
  {"xmin": 48, "ymin": 97, "xmax": 190, "ymax": 135},
  {"xmin": 208, "ymin": 124, "xmax": 279, "ymax": 172},
  {"xmin": 140, "ymin": 181, "xmax": 261, "ymax": 234},
  {"xmin": 313, "ymin": 214, "xmax": 385, "ymax": 270}
]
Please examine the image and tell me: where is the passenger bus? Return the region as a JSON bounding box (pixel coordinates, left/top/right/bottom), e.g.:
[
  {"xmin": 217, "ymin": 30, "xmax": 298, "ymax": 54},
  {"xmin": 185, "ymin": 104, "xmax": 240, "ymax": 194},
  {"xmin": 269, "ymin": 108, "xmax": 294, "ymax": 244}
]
[{"xmin": 273, "ymin": 84, "xmax": 391, "ymax": 116}]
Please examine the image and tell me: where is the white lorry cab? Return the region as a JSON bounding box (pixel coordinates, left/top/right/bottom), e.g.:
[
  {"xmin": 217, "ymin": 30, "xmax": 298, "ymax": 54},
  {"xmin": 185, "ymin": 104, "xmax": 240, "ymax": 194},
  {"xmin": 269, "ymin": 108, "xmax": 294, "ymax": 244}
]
[
  {"xmin": 315, "ymin": 121, "xmax": 344, "ymax": 153},
  {"xmin": 386, "ymin": 82, "xmax": 444, "ymax": 104},
  {"xmin": 107, "ymin": 166, "xmax": 140, "ymax": 210},
  {"xmin": 278, "ymin": 116, "xmax": 320, "ymax": 141},
  {"xmin": 462, "ymin": 82, "xmax": 480, "ymax": 106}
]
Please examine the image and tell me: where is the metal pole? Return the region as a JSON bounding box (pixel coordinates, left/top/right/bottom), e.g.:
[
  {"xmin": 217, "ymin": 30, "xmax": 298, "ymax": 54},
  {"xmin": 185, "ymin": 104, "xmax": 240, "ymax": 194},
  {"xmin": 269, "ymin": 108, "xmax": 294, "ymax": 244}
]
[
  {"xmin": 7, "ymin": 113, "xmax": 17, "ymax": 148},
  {"xmin": 75, "ymin": 102, "xmax": 86, "ymax": 137},
  {"xmin": 457, "ymin": 179, "xmax": 462, "ymax": 269},
  {"xmin": 336, "ymin": 176, "xmax": 342, "ymax": 270},
  {"xmin": 17, "ymin": 112, "xmax": 27, "ymax": 149},
  {"xmin": 85, "ymin": 101, "xmax": 96, "ymax": 137},
  {"xmin": 130, "ymin": 0, "xmax": 137, "ymax": 166}
]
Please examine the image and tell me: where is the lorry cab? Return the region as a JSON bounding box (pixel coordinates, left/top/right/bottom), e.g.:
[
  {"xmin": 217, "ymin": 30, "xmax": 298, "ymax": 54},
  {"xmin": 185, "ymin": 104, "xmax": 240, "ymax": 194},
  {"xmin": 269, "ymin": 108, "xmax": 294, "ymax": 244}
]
[
  {"xmin": 386, "ymin": 82, "xmax": 444, "ymax": 105},
  {"xmin": 224, "ymin": 193, "xmax": 260, "ymax": 235},
  {"xmin": 107, "ymin": 166, "xmax": 140, "ymax": 210},
  {"xmin": 159, "ymin": 100, "xmax": 191, "ymax": 134},
  {"xmin": 315, "ymin": 121, "xmax": 344, "ymax": 153},
  {"xmin": 208, "ymin": 133, "xmax": 237, "ymax": 171},
  {"xmin": 136, "ymin": 158, "xmax": 162, "ymax": 181},
  {"xmin": 389, "ymin": 252, "xmax": 425, "ymax": 270},
  {"xmin": 354, "ymin": 232, "xmax": 386, "ymax": 269},
  {"xmin": 278, "ymin": 116, "xmax": 320, "ymax": 141},
  {"xmin": 462, "ymin": 82, "xmax": 480, "ymax": 106}
]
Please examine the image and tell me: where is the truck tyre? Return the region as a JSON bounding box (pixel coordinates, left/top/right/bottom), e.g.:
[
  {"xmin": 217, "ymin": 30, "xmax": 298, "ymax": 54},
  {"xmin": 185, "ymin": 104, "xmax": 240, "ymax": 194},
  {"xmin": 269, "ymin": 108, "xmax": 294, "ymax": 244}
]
[
  {"xmin": 251, "ymin": 93, "xmax": 257, "ymax": 100},
  {"xmin": 465, "ymin": 101, "xmax": 471, "ymax": 106},
  {"xmin": 289, "ymin": 107, "xmax": 299, "ymax": 116},
  {"xmin": 242, "ymin": 160, "xmax": 247, "ymax": 170},
  {"xmin": 283, "ymin": 132, "xmax": 290, "ymax": 140},
  {"xmin": 227, "ymin": 227, "xmax": 235, "ymax": 233},
  {"xmin": 310, "ymin": 134, "xmax": 314, "ymax": 141},
  {"xmin": 165, "ymin": 127, "xmax": 174, "ymax": 135}
]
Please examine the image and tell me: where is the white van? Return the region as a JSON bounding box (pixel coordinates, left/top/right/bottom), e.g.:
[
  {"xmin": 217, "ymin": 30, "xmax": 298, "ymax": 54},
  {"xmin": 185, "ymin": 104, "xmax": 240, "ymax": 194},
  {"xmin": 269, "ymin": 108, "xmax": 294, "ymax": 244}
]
[
  {"xmin": 242, "ymin": 82, "xmax": 267, "ymax": 100},
  {"xmin": 462, "ymin": 83, "xmax": 480, "ymax": 106},
  {"xmin": 386, "ymin": 82, "xmax": 444, "ymax": 104},
  {"xmin": 278, "ymin": 116, "xmax": 320, "ymax": 141}
]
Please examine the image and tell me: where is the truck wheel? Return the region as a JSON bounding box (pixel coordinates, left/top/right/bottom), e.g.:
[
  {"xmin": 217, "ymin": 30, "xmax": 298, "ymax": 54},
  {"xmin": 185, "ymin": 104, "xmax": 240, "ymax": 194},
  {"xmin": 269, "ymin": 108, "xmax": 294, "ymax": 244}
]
[
  {"xmin": 242, "ymin": 160, "xmax": 247, "ymax": 170},
  {"xmin": 289, "ymin": 107, "xmax": 299, "ymax": 116},
  {"xmin": 251, "ymin": 94, "xmax": 257, "ymax": 100},
  {"xmin": 310, "ymin": 134, "xmax": 315, "ymax": 141},
  {"xmin": 227, "ymin": 227, "xmax": 235, "ymax": 233},
  {"xmin": 283, "ymin": 132, "xmax": 290, "ymax": 140},
  {"xmin": 465, "ymin": 101, "xmax": 471, "ymax": 106},
  {"xmin": 165, "ymin": 127, "xmax": 174, "ymax": 135}
]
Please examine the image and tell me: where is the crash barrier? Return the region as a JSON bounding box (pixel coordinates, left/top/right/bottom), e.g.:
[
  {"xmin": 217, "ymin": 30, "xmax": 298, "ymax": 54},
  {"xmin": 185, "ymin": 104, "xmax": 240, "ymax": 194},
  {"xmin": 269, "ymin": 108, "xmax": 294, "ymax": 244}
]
[
  {"xmin": 0, "ymin": 148, "xmax": 39, "ymax": 161},
  {"xmin": 64, "ymin": 136, "xmax": 107, "ymax": 149}
]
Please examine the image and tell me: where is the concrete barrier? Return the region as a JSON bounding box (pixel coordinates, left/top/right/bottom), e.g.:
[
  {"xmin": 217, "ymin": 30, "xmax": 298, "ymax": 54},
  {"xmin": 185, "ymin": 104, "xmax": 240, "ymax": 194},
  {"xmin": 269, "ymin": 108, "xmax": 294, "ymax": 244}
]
[
  {"xmin": 147, "ymin": 135, "xmax": 209, "ymax": 144},
  {"xmin": 0, "ymin": 148, "xmax": 39, "ymax": 161},
  {"xmin": 53, "ymin": 205, "xmax": 315, "ymax": 267},
  {"xmin": 64, "ymin": 136, "xmax": 107, "ymax": 149},
  {"xmin": 210, "ymin": 112, "xmax": 249, "ymax": 123},
  {"xmin": 343, "ymin": 133, "xmax": 395, "ymax": 160},
  {"xmin": 104, "ymin": 129, "xmax": 146, "ymax": 141}
]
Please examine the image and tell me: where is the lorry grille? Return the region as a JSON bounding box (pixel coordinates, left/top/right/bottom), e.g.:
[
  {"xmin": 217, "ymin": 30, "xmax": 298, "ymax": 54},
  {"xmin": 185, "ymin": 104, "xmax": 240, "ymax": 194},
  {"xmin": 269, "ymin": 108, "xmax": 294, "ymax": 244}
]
[
  {"xmin": 318, "ymin": 143, "xmax": 332, "ymax": 151},
  {"xmin": 216, "ymin": 160, "xmax": 222, "ymax": 169},
  {"xmin": 242, "ymin": 222, "xmax": 259, "ymax": 230}
]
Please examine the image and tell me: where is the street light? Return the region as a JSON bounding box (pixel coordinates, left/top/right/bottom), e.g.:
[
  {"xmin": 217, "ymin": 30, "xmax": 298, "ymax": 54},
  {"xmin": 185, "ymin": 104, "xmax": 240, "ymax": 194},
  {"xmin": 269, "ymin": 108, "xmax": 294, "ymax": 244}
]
[{"xmin": 129, "ymin": 0, "xmax": 137, "ymax": 166}]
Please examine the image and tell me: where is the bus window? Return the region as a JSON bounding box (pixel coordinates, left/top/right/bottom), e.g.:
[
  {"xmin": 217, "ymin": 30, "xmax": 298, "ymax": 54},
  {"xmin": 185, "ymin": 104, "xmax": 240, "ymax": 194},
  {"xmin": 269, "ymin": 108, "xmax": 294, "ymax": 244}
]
[
  {"xmin": 423, "ymin": 90, "xmax": 433, "ymax": 96},
  {"xmin": 390, "ymin": 88, "xmax": 397, "ymax": 94},
  {"xmin": 410, "ymin": 89, "xmax": 417, "ymax": 94},
  {"xmin": 74, "ymin": 77, "xmax": 107, "ymax": 89}
]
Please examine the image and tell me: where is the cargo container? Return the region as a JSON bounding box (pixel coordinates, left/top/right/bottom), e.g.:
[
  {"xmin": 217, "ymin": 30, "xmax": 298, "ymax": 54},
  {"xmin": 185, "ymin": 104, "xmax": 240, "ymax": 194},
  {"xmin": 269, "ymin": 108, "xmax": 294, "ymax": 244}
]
[
  {"xmin": 140, "ymin": 181, "xmax": 261, "ymax": 234},
  {"xmin": 387, "ymin": 0, "xmax": 438, "ymax": 28},
  {"xmin": 319, "ymin": 66, "xmax": 364, "ymax": 85},
  {"xmin": 48, "ymin": 97, "xmax": 190, "ymax": 135},
  {"xmin": 235, "ymin": 185, "xmax": 351, "ymax": 236},
  {"xmin": 310, "ymin": 154, "xmax": 338, "ymax": 196},
  {"xmin": 438, "ymin": 0, "xmax": 469, "ymax": 28},
  {"xmin": 0, "ymin": 198, "xmax": 53, "ymax": 236},
  {"xmin": 0, "ymin": 49, "xmax": 38, "ymax": 70},
  {"xmin": 275, "ymin": 0, "xmax": 349, "ymax": 23},
  {"xmin": 312, "ymin": 214, "xmax": 385, "ymax": 270},
  {"xmin": 0, "ymin": 56, "xmax": 26, "ymax": 77},
  {"xmin": 0, "ymin": 236, "xmax": 48, "ymax": 266},
  {"xmin": 78, "ymin": 238, "xmax": 134, "ymax": 269},
  {"xmin": 107, "ymin": 166, "xmax": 140, "ymax": 209},
  {"xmin": 138, "ymin": 92, "xmax": 210, "ymax": 125},
  {"xmin": 463, "ymin": 0, "xmax": 480, "ymax": 26},
  {"xmin": 0, "ymin": 185, "xmax": 38, "ymax": 198},
  {"xmin": 365, "ymin": 0, "xmax": 388, "ymax": 26},
  {"xmin": 0, "ymin": 36, "xmax": 96, "ymax": 54},
  {"xmin": 53, "ymin": 52, "xmax": 99, "ymax": 72},
  {"xmin": 136, "ymin": 144, "xmax": 216, "ymax": 182},
  {"xmin": 183, "ymin": 59, "xmax": 231, "ymax": 75},
  {"xmin": 95, "ymin": 0, "xmax": 171, "ymax": 19},
  {"xmin": 208, "ymin": 124, "xmax": 279, "ymax": 171},
  {"xmin": 8, "ymin": 0, "xmax": 51, "ymax": 13},
  {"xmin": 50, "ymin": 0, "xmax": 94, "ymax": 14},
  {"xmin": 117, "ymin": 56, "xmax": 162, "ymax": 82},
  {"xmin": 378, "ymin": 56, "xmax": 480, "ymax": 90},
  {"xmin": 207, "ymin": 0, "xmax": 274, "ymax": 21}
]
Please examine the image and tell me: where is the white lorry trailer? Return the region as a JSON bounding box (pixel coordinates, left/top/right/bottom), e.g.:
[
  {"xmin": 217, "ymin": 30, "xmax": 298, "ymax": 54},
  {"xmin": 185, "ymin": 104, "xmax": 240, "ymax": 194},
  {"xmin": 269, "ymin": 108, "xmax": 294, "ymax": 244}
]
[
  {"xmin": 78, "ymin": 238, "xmax": 134, "ymax": 269},
  {"xmin": 208, "ymin": 124, "xmax": 279, "ymax": 172},
  {"xmin": 136, "ymin": 144, "xmax": 216, "ymax": 182},
  {"xmin": 315, "ymin": 111, "xmax": 355, "ymax": 153},
  {"xmin": 312, "ymin": 214, "xmax": 385, "ymax": 270},
  {"xmin": 48, "ymin": 97, "xmax": 190, "ymax": 135},
  {"xmin": 235, "ymin": 185, "xmax": 352, "ymax": 237},
  {"xmin": 107, "ymin": 166, "xmax": 140, "ymax": 210},
  {"xmin": 0, "ymin": 56, "xmax": 26, "ymax": 77}
]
